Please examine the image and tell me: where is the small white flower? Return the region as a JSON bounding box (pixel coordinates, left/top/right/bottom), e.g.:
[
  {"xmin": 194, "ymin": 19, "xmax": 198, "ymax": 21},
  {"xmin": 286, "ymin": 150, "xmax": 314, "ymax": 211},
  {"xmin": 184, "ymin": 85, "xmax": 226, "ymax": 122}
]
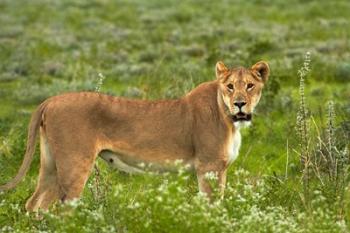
[{"xmin": 204, "ymin": 171, "xmax": 218, "ymax": 181}]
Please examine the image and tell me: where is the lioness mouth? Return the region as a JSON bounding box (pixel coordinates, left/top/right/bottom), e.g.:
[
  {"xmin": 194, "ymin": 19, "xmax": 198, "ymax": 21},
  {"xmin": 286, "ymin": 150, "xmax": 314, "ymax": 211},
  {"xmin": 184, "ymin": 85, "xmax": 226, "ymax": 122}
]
[{"xmin": 232, "ymin": 112, "xmax": 252, "ymax": 122}]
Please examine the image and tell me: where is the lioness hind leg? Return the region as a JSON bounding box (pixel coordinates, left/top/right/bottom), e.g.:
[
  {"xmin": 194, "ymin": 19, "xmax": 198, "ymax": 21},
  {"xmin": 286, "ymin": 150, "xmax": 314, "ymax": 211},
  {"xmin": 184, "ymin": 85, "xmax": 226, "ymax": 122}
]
[
  {"xmin": 57, "ymin": 158, "xmax": 95, "ymax": 202},
  {"xmin": 55, "ymin": 148, "xmax": 96, "ymax": 202},
  {"xmin": 25, "ymin": 176, "xmax": 61, "ymax": 211},
  {"xmin": 26, "ymin": 131, "xmax": 61, "ymax": 212}
]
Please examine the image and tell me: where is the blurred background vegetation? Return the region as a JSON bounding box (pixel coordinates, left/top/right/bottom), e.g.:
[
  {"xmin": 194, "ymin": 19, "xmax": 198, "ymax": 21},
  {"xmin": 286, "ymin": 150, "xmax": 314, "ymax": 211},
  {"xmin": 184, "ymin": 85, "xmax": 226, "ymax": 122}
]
[{"xmin": 0, "ymin": 0, "xmax": 349, "ymax": 232}]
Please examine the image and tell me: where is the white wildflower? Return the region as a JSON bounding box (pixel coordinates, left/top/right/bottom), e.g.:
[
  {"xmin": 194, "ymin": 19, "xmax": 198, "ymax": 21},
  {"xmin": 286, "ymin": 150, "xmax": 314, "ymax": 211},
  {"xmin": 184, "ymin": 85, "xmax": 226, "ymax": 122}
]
[{"xmin": 204, "ymin": 171, "xmax": 218, "ymax": 181}]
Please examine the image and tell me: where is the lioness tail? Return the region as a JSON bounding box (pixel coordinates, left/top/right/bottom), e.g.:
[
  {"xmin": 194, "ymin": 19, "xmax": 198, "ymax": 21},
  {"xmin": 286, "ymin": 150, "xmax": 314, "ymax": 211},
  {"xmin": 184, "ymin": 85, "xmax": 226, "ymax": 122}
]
[{"xmin": 0, "ymin": 102, "xmax": 46, "ymax": 191}]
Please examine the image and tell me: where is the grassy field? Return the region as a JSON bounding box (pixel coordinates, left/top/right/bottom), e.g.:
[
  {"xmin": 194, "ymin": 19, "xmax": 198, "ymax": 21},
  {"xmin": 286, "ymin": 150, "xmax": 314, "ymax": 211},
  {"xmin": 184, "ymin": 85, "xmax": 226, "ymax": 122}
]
[{"xmin": 0, "ymin": 0, "xmax": 349, "ymax": 232}]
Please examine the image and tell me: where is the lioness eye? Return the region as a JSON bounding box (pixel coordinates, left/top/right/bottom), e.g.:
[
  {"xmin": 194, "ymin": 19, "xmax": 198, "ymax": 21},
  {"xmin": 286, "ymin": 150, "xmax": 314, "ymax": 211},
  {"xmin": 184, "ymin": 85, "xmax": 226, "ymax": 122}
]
[
  {"xmin": 227, "ymin": 84, "xmax": 234, "ymax": 91},
  {"xmin": 247, "ymin": 83, "xmax": 254, "ymax": 90}
]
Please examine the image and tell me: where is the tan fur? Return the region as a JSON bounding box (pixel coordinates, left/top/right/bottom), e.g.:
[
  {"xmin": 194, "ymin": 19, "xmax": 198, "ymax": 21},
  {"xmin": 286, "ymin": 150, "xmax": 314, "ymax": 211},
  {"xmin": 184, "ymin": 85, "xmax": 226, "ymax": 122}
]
[{"xmin": 0, "ymin": 61, "xmax": 269, "ymax": 211}]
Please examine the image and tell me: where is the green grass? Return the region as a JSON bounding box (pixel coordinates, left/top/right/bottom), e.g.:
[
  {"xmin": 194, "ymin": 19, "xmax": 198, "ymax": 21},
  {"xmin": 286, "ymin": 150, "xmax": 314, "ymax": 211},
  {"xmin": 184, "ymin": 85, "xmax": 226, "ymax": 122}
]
[{"xmin": 0, "ymin": 0, "xmax": 349, "ymax": 232}]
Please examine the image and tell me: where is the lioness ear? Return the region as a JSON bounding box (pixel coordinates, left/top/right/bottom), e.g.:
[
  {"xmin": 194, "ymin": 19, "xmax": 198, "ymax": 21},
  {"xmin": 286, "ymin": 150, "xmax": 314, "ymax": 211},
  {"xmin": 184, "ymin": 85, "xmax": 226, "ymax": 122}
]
[
  {"xmin": 215, "ymin": 61, "xmax": 229, "ymax": 79},
  {"xmin": 251, "ymin": 61, "xmax": 270, "ymax": 83}
]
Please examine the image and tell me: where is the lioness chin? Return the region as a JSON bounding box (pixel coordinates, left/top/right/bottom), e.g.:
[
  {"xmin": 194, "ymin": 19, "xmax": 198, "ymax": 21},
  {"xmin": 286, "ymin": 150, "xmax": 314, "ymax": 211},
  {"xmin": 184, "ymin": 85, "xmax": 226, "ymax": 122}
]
[{"xmin": 0, "ymin": 61, "xmax": 269, "ymax": 211}]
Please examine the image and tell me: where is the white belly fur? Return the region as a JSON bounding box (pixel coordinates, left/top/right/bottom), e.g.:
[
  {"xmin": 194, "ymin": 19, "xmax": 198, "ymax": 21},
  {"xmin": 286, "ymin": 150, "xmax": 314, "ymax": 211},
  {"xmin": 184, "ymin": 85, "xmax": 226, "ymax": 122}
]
[
  {"xmin": 228, "ymin": 129, "xmax": 241, "ymax": 163},
  {"xmin": 100, "ymin": 151, "xmax": 195, "ymax": 174},
  {"xmin": 99, "ymin": 151, "xmax": 144, "ymax": 174}
]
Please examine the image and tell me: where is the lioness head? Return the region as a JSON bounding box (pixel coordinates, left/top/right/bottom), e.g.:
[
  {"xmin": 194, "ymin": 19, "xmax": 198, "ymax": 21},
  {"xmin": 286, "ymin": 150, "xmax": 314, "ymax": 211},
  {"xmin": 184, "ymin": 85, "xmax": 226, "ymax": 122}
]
[{"xmin": 216, "ymin": 61, "xmax": 270, "ymax": 126}]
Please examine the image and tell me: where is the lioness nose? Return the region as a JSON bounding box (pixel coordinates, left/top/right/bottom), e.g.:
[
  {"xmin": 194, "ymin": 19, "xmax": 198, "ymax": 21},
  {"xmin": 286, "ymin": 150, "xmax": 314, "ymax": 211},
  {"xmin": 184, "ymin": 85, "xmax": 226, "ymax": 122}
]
[{"xmin": 234, "ymin": 101, "xmax": 246, "ymax": 108}]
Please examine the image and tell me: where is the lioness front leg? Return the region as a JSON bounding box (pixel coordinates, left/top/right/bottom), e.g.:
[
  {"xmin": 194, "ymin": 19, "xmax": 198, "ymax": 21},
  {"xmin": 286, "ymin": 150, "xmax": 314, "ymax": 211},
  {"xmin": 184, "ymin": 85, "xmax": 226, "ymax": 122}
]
[{"xmin": 195, "ymin": 160, "xmax": 228, "ymax": 199}]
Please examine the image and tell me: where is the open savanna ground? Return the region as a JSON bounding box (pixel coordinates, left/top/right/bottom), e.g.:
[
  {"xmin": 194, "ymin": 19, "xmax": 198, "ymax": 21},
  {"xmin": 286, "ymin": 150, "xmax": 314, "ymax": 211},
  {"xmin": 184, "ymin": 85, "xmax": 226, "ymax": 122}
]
[{"xmin": 0, "ymin": 0, "xmax": 349, "ymax": 232}]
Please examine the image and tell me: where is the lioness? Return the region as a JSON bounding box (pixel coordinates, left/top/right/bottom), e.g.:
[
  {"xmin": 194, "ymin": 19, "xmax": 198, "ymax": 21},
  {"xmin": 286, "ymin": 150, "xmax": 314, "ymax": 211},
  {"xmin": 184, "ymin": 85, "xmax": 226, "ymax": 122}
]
[{"xmin": 0, "ymin": 61, "xmax": 269, "ymax": 211}]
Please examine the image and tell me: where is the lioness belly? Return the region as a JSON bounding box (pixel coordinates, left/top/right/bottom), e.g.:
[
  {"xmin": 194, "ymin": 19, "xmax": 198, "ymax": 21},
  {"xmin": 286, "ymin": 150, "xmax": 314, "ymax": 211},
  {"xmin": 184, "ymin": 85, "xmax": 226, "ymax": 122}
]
[
  {"xmin": 99, "ymin": 151, "xmax": 144, "ymax": 174},
  {"xmin": 99, "ymin": 150, "xmax": 194, "ymax": 174}
]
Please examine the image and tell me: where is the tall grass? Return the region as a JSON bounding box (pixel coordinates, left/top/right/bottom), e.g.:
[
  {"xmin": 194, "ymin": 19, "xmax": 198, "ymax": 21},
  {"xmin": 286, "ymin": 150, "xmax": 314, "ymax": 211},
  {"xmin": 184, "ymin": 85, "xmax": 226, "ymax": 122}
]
[
  {"xmin": 296, "ymin": 52, "xmax": 350, "ymax": 216},
  {"xmin": 296, "ymin": 51, "xmax": 312, "ymax": 206}
]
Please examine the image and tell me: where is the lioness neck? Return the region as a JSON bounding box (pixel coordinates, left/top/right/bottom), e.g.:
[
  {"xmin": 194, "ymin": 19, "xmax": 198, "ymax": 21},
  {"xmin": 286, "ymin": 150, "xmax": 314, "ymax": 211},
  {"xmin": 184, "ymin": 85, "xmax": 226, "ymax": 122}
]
[{"xmin": 185, "ymin": 80, "xmax": 233, "ymax": 129}]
